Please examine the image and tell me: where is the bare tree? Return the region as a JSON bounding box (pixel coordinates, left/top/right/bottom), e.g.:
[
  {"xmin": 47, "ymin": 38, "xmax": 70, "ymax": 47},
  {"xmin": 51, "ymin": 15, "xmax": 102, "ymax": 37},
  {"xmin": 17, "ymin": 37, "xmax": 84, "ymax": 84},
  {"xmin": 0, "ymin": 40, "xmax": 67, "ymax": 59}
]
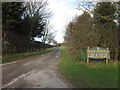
[
  {"xmin": 41, "ymin": 19, "xmax": 52, "ymax": 43},
  {"xmin": 47, "ymin": 32, "xmax": 56, "ymax": 44},
  {"xmin": 52, "ymin": 39, "xmax": 57, "ymax": 45}
]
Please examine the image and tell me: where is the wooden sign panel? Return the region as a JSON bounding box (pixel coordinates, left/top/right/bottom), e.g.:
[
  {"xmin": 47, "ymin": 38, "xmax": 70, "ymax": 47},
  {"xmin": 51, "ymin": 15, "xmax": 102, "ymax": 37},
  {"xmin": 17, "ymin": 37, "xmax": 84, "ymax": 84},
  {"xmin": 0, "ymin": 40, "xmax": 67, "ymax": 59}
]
[{"xmin": 87, "ymin": 47, "xmax": 110, "ymax": 59}]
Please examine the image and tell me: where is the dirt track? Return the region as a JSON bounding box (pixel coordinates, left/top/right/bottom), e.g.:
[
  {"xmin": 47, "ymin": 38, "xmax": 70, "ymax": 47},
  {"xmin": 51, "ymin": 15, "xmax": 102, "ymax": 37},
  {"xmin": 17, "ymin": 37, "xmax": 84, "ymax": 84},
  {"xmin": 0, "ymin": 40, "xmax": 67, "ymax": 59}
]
[{"xmin": 2, "ymin": 48, "xmax": 74, "ymax": 88}]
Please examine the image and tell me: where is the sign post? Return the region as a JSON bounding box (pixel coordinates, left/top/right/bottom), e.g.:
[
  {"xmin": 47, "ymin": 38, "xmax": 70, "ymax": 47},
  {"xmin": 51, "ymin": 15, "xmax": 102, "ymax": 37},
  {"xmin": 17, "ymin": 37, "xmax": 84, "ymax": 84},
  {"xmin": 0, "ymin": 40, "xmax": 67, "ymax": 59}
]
[
  {"xmin": 87, "ymin": 47, "xmax": 110, "ymax": 64},
  {"xmin": 87, "ymin": 47, "xmax": 89, "ymax": 64},
  {"xmin": 106, "ymin": 48, "xmax": 109, "ymax": 64}
]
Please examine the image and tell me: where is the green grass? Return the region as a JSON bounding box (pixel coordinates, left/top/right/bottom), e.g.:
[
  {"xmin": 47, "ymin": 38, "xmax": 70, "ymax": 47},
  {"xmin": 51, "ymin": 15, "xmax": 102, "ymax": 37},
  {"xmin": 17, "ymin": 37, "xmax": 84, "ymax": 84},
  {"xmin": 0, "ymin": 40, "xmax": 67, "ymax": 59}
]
[
  {"xmin": 2, "ymin": 48, "xmax": 54, "ymax": 63},
  {"xmin": 59, "ymin": 47, "xmax": 118, "ymax": 88}
]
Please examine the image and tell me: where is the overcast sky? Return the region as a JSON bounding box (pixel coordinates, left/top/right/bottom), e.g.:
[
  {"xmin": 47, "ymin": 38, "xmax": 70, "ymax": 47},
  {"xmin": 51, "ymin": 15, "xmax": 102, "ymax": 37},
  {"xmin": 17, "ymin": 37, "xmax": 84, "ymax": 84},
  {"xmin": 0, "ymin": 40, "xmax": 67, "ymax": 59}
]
[{"xmin": 47, "ymin": 0, "xmax": 83, "ymax": 43}]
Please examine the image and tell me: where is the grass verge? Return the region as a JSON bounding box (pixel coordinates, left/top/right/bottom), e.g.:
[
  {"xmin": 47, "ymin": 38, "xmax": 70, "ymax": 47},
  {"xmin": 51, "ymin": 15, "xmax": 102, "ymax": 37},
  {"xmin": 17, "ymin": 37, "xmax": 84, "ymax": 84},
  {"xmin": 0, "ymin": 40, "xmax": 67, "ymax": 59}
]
[
  {"xmin": 2, "ymin": 48, "xmax": 54, "ymax": 63},
  {"xmin": 59, "ymin": 47, "xmax": 118, "ymax": 88}
]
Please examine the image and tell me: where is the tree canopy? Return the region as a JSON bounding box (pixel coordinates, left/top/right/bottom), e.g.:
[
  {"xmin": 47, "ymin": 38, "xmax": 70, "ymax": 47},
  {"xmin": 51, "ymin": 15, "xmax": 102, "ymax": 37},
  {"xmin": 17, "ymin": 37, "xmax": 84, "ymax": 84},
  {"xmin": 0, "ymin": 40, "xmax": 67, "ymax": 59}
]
[{"xmin": 2, "ymin": 2, "xmax": 25, "ymax": 31}]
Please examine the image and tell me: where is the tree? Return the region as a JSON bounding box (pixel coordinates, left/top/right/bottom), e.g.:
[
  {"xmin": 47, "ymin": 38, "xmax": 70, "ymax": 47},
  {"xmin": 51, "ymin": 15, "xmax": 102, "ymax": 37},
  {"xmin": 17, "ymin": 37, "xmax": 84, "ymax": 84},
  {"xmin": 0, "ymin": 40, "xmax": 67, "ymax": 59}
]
[
  {"xmin": 52, "ymin": 39, "xmax": 57, "ymax": 45},
  {"xmin": 65, "ymin": 12, "xmax": 93, "ymax": 61},
  {"xmin": 2, "ymin": 2, "xmax": 25, "ymax": 31},
  {"xmin": 19, "ymin": 1, "xmax": 51, "ymax": 51},
  {"xmin": 21, "ymin": 1, "xmax": 47, "ymax": 41},
  {"xmin": 40, "ymin": 20, "xmax": 52, "ymax": 43},
  {"xmin": 47, "ymin": 32, "xmax": 55, "ymax": 44},
  {"xmin": 94, "ymin": 2, "xmax": 115, "ymax": 24},
  {"xmin": 114, "ymin": 1, "xmax": 120, "ymax": 60},
  {"xmin": 93, "ymin": 2, "xmax": 118, "ymax": 60},
  {"xmin": 21, "ymin": 13, "xmax": 45, "ymax": 41},
  {"xmin": 2, "ymin": 2, "xmax": 27, "ymax": 53}
]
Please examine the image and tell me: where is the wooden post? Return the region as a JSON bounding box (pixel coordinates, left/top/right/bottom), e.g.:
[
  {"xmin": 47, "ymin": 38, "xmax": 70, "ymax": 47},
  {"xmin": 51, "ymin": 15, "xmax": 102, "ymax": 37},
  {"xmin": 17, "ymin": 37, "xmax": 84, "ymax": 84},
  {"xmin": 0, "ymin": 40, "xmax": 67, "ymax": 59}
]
[
  {"xmin": 87, "ymin": 47, "xmax": 89, "ymax": 64},
  {"xmin": 106, "ymin": 47, "xmax": 109, "ymax": 64},
  {"xmin": 106, "ymin": 59, "xmax": 108, "ymax": 64},
  {"xmin": 87, "ymin": 58, "xmax": 89, "ymax": 64}
]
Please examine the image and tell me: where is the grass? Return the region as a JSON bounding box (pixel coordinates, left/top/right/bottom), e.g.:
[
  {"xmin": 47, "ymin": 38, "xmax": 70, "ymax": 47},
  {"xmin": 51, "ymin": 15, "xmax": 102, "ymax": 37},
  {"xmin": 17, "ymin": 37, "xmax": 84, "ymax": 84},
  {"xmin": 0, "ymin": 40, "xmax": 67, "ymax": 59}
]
[
  {"xmin": 59, "ymin": 47, "xmax": 118, "ymax": 88},
  {"xmin": 2, "ymin": 48, "xmax": 54, "ymax": 63}
]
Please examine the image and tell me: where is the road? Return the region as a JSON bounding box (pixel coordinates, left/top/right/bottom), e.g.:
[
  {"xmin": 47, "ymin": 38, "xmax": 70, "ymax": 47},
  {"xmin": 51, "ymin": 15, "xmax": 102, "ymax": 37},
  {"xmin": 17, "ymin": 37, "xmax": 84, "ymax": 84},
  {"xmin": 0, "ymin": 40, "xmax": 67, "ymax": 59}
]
[{"xmin": 2, "ymin": 48, "xmax": 73, "ymax": 88}]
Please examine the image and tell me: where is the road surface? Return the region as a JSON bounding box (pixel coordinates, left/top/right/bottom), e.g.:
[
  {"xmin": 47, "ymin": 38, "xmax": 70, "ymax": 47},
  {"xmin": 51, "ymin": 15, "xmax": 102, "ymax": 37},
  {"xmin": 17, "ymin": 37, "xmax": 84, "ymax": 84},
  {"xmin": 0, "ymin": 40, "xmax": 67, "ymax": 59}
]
[{"xmin": 2, "ymin": 48, "xmax": 74, "ymax": 88}]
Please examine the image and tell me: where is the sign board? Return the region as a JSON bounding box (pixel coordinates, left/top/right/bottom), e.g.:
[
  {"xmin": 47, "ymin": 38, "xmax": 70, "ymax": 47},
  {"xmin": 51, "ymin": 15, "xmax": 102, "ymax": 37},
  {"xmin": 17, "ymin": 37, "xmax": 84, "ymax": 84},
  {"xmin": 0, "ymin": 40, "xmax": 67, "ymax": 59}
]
[{"xmin": 87, "ymin": 47, "xmax": 110, "ymax": 59}]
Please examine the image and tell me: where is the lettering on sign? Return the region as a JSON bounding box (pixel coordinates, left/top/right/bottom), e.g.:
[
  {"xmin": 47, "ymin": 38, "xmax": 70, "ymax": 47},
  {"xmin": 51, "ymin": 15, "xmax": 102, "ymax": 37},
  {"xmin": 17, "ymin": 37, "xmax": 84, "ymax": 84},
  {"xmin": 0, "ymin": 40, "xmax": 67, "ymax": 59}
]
[{"xmin": 87, "ymin": 47, "xmax": 110, "ymax": 59}]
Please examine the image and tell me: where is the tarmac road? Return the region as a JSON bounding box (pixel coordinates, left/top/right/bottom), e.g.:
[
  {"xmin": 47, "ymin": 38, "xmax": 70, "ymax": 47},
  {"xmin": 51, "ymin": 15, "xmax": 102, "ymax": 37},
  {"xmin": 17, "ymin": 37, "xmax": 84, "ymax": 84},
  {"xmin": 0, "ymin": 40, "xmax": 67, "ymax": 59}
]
[{"xmin": 2, "ymin": 48, "xmax": 73, "ymax": 88}]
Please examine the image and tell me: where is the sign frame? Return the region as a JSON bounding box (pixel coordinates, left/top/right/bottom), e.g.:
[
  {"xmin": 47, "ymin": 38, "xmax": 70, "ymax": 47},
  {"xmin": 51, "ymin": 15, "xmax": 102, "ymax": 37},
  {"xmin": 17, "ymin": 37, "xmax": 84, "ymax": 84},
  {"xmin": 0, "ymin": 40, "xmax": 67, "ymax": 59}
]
[{"xmin": 87, "ymin": 47, "xmax": 110, "ymax": 64}]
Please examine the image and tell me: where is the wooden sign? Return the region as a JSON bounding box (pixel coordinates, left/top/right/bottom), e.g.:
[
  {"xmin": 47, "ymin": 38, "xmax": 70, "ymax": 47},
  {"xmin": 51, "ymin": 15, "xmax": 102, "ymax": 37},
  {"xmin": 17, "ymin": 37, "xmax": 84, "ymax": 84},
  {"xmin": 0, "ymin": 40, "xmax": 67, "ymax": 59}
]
[{"xmin": 87, "ymin": 47, "xmax": 110, "ymax": 64}]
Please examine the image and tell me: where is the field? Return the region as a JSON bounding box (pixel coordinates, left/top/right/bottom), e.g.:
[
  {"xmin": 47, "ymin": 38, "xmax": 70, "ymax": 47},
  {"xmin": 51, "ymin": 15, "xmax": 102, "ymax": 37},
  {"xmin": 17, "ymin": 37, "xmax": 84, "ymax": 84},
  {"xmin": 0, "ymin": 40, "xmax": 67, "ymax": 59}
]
[
  {"xmin": 59, "ymin": 47, "xmax": 118, "ymax": 88},
  {"xmin": 2, "ymin": 48, "xmax": 54, "ymax": 63}
]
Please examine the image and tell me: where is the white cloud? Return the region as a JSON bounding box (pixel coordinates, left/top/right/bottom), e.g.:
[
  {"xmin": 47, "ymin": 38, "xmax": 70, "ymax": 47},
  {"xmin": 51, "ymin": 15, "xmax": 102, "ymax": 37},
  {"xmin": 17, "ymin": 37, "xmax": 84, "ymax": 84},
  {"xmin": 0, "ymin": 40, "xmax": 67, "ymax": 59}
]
[{"xmin": 47, "ymin": 0, "xmax": 83, "ymax": 43}]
